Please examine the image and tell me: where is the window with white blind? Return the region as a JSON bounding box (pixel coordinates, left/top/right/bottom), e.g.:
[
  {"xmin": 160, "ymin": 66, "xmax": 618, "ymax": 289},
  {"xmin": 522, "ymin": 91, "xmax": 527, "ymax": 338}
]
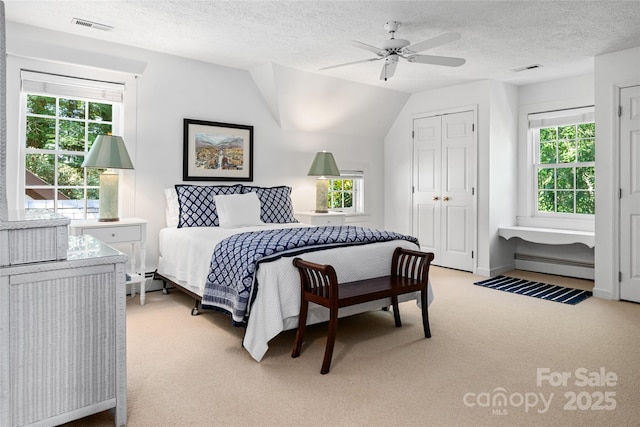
[
  {"xmin": 529, "ymin": 106, "xmax": 595, "ymax": 218},
  {"xmin": 21, "ymin": 70, "xmax": 125, "ymax": 219},
  {"xmin": 328, "ymin": 170, "xmax": 364, "ymax": 213}
]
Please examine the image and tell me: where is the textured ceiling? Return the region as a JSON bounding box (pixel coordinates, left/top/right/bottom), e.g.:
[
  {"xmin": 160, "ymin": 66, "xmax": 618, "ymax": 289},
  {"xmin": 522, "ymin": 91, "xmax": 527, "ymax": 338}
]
[{"xmin": 5, "ymin": 1, "xmax": 640, "ymax": 93}]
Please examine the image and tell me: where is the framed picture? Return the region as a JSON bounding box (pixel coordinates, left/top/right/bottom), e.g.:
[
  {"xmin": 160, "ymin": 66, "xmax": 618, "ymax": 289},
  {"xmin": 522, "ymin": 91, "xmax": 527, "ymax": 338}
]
[{"xmin": 183, "ymin": 119, "xmax": 253, "ymax": 181}]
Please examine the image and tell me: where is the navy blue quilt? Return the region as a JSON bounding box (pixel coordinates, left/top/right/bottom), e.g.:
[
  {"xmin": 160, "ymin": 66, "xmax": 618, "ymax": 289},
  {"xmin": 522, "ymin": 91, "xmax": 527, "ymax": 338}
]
[{"xmin": 201, "ymin": 226, "xmax": 419, "ymax": 324}]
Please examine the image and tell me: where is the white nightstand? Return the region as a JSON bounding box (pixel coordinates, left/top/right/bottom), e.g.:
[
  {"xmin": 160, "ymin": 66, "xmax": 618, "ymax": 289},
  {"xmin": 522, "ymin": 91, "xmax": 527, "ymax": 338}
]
[
  {"xmin": 295, "ymin": 211, "xmax": 346, "ymax": 226},
  {"xmin": 69, "ymin": 217, "xmax": 149, "ymax": 305}
]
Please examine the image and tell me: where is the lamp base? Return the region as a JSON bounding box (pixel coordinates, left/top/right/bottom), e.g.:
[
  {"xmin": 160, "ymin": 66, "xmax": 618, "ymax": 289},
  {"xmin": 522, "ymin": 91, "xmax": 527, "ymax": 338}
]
[
  {"xmin": 99, "ymin": 170, "xmax": 120, "ymax": 222},
  {"xmin": 315, "ymin": 178, "xmax": 329, "ymax": 214}
]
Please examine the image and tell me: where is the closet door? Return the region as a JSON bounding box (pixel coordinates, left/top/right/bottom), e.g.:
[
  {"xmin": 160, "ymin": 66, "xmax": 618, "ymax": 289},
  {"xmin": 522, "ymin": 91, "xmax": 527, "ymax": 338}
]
[
  {"xmin": 620, "ymin": 85, "xmax": 640, "ymax": 303},
  {"xmin": 413, "ymin": 110, "xmax": 476, "ymax": 272},
  {"xmin": 413, "ymin": 115, "xmax": 442, "ymax": 256}
]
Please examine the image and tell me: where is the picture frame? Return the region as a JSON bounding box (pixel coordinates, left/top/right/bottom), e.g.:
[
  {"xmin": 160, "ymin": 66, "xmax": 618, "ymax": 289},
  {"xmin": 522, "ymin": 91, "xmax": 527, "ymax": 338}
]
[{"xmin": 183, "ymin": 118, "xmax": 253, "ymax": 181}]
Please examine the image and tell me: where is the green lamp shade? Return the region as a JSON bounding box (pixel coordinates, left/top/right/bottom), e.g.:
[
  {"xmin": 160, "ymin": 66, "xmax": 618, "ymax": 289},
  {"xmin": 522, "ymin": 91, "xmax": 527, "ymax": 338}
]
[
  {"xmin": 81, "ymin": 135, "xmax": 133, "ymax": 222},
  {"xmin": 82, "ymin": 135, "xmax": 134, "ymax": 169},
  {"xmin": 307, "ymin": 151, "xmax": 340, "ymax": 177}
]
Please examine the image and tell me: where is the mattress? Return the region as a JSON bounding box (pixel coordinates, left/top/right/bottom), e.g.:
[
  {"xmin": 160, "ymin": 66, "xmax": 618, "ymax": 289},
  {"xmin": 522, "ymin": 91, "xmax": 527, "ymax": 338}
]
[{"xmin": 157, "ymin": 224, "xmax": 433, "ymax": 361}]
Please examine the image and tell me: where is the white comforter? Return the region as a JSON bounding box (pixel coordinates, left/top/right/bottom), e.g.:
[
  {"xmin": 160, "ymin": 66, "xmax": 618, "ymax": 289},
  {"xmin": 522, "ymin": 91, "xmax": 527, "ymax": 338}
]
[{"xmin": 157, "ymin": 224, "xmax": 433, "ymax": 361}]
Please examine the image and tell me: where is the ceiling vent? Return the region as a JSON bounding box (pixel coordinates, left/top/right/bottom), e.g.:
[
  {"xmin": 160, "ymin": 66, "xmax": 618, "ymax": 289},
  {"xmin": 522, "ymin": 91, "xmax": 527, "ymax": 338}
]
[
  {"xmin": 71, "ymin": 18, "xmax": 114, "ymax": 32},
  {"xmin": 511, "ymin": 64, "xmax": 543, "ymax": 72}
]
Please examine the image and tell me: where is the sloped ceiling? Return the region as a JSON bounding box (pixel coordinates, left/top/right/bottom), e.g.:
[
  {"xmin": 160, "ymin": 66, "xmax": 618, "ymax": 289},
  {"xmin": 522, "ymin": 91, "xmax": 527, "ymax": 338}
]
[
  {"xmin": 5, "ymin": 1, "xmax": 640, "ymax": 94},
  {"xmin": 250, "ymin": 63, "xmax": 409, "ymax": 135}
]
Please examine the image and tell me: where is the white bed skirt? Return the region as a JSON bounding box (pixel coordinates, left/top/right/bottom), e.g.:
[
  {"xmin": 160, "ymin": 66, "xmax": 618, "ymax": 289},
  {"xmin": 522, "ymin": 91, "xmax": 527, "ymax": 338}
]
[{"xmin": 157, "ymin": 225, "xmax": 434, "ymax": 361}]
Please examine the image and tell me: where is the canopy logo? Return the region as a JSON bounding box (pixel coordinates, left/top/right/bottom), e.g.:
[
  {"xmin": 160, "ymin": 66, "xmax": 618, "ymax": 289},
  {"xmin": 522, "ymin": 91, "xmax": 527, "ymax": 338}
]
[{"xmin": 463, "ymin": 367, "xmax": 618, "ymax": 416}]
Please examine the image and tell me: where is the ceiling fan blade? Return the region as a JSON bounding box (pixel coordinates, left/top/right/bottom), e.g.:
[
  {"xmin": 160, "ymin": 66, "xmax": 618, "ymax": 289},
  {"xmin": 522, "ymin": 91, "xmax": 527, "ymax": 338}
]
[
  {"xmin": 379, "ymin": 59, "xmax": 398, "ymax": 81},
  {"xmin": 319, "ymin": 57, "xmax": 381, "ymax": 71},
  {"xmin": 348, "ymin": 40, "xmax": 386, "ymax": 56},
  {"xmin": 405, "ymin": 31, "xmax": 461, "ymax": 53},
  {"xmin": 408, "ymin": 54, "xmax": 466, "ymax": 67}
]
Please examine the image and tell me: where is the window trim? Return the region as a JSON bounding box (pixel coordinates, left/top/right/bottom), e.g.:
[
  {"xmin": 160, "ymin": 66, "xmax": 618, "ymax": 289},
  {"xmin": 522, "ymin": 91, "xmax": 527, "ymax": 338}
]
[
  {"xmin": 530, "ymin": 110, "xmax": 595, "ymax": 220},
  {"xmin": 20, "ymin": 70, "xmax": 126, "ymax": 220},
  {"xmin": 21, "ymin": 91, "xmax": 122, "ymax": 220},
  {"xmin": 516, "ymin": 103, "xmax": 596, "ymax": 232},
  {"xmin": 6, "ymin": 57, "xmax": 138, "ymax": 216},
  {"xmin": 328, "ymin": 170, "xmax": 364, "ymax": 214}
]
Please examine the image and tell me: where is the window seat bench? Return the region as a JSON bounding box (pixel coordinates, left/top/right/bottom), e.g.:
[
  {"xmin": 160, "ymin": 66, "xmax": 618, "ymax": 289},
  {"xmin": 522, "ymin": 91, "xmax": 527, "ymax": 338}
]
[{"xmin": 498, "ymin": 226, "xmax": 595, "ymax": 248}]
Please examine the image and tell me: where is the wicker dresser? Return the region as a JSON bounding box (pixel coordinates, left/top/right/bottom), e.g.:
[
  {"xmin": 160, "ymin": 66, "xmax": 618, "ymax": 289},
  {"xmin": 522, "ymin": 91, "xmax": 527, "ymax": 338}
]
[{"xmin": 0, "ymin": 234, "xmax": 128, "ymax": 427}]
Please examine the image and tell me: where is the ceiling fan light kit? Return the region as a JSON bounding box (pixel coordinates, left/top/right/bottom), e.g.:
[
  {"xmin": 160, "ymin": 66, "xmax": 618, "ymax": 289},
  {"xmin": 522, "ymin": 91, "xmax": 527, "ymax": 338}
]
[{"xmin": 322, "ymin": 21, "xmax": 466, "ymax": 81}]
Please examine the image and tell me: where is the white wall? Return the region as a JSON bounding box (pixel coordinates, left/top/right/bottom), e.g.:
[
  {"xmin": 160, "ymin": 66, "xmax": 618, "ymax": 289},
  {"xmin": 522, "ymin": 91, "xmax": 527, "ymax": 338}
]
[
  {"xmin": 5, "ymin": 22, "xmax": 409, "ymax": 274},
  {"xmin": 488, "ymin": 81, "xmax": 519, "ymax": 274},
  {"xmin": 594, "ymin": 46, "xmax": 640, "ymax": 299},
  {"xmin": 384, "ymin": 80, "xmax": 518, "ymax": 277}
]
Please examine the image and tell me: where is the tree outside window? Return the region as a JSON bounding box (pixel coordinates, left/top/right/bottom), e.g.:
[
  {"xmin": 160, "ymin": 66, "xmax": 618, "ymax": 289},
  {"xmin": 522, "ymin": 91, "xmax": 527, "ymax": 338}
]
[
  {"xmin": 536, "ymin": 122, "xmax": 595, "ymax": 215},
  {"xmin": 328, "ymin": 178, "xmax": 353, "ymax": 210},
  {"xmin": 24, "ymin": 94, "xmax": 114, "ymax": 219},
  {"xmin": 327, "ymin": 171, "xmax": 364, "ymax": 213}
]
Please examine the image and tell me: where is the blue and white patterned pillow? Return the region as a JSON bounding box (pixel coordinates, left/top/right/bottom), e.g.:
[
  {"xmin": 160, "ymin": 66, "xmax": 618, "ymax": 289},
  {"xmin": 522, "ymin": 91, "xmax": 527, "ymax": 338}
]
[
  {"xmin": 241, "ymin": 185, "xmax": 298, "ymax": 224},
  {"xmin": 175, "ymin": 184, "xmax": 242, "ymax": 228}
]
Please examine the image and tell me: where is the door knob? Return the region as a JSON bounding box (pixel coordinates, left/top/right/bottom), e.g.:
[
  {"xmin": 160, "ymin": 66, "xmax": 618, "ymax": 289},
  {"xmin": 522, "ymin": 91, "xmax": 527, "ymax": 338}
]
[
  {"xmin": 443, "ymin": 196, "xmax": 450, "ymax": 201},
  {"xmin": 433, "ymin": 196, "xmax": 439, "ymax": 201}
]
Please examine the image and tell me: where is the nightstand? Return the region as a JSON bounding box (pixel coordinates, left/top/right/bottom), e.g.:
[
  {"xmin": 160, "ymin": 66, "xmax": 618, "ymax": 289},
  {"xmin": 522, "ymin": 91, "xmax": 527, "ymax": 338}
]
[
  {"xmin": 295, "ymin": 211, "xmax": 346, "ymax": 226},
  {"xmin": 69, "ymin": 217, "xmax": 149, "ymax": 305}
]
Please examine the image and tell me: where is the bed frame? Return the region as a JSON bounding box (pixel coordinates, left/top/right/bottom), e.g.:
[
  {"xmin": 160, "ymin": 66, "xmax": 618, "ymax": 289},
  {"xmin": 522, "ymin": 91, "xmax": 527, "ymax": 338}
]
[{"xmin": 153, "ymin": 271, "xmax": 203, "ymax": 316}]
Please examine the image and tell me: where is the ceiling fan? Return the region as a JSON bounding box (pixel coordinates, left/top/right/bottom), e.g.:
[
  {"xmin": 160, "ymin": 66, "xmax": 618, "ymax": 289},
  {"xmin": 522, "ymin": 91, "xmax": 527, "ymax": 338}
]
[{"xmin": 321, "ymin": 21, "xmax": 466, "ymax": 81}]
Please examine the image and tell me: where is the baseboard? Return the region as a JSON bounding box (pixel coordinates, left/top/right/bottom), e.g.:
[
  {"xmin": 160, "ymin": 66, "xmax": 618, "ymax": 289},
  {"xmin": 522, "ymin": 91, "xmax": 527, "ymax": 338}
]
[
  {"xmin": 475, "ymin": 267, "xmax": 491, "ymax": 277},
  {"xmin": 592, "ymin": 287, "xmax": 614, "ymax": 300},
  {"xmin": 490, "ymin": 262, "xmax": 516, "ymax": 277},
  {"xmin": 473, "ymin": 259, "xmax": 516, "ymax": 278}
]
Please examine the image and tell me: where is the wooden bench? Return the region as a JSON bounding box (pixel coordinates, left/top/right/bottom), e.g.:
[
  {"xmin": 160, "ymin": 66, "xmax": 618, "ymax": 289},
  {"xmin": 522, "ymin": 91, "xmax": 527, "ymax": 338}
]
[{"xmin": 291, "ymin": 247, "xmax": 435, "ymax": 374}]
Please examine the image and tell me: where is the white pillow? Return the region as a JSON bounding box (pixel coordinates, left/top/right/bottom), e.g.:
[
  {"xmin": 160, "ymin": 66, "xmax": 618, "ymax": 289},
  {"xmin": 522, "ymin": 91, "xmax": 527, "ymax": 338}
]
[
  {"xmin": 164, "ymin": 188, "xmax": 179, "ymax": 228},
  {"xmin": 213, "ymin": 192, "xmax": 264, "ymax": 228}
]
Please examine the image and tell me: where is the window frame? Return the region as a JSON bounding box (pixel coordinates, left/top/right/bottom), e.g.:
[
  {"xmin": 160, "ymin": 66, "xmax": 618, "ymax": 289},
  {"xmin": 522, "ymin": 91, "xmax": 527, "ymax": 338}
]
[
  {"xmin": 23, "ymin": 93, "xmax": 121, "ymax": 219},
  {"xmin": 524, "ymin": 105, "xmax": 595, "ymax": 227},
  {"xmin": 19, "ymin": 70, "xmax": 126, "ymax": 220},
  {"xmin": 532, "ymin": 122, "xmax": 595, "ymax": 219},
  {"xmin": 328, "ymin": 170, "xmax": 364, "ymax": 214}
]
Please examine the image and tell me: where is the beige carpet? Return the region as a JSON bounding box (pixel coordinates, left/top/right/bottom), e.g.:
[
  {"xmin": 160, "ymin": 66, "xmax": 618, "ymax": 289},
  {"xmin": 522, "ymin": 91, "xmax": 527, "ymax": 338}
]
[{"xmin": 64, "ymin": 267, "xmax": 639, "ymax": 427}]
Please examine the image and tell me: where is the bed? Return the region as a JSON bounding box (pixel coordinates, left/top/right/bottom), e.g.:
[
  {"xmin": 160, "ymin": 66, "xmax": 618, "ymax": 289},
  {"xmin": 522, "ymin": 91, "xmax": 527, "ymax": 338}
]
[{"xmin": 155, "ymin": 185, "xmax": 434, "ymax": 362}]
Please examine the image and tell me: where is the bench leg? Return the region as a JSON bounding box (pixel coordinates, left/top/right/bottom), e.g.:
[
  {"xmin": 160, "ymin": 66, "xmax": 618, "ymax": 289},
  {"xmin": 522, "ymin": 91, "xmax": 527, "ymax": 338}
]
[
  {"xmin": 421, "ymin": 288, "xmax": 431, "ymax": 338},
  {"xmin": 292, "ymin": 298, "xmax": 309, "ymax": 358},
  {"xmin": 391, "ymin": 295, "xmax": 402, "ymax": 327},
  {"xmin": 321, "ymin": 307, "xmax": 339, "ymax": 374}
]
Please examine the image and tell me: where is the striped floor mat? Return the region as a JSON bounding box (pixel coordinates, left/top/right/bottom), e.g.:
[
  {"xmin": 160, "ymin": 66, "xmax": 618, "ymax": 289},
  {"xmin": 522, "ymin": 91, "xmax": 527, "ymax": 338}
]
[{"xmin": 474, "ymin": 275, "xmax": 592, "ymax": 305}]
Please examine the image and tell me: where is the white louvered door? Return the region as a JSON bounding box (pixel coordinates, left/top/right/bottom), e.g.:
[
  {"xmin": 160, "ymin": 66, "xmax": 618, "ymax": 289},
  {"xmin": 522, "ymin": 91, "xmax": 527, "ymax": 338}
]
[{"xmin": 620, "ymin": 85, "xmax": 640, "ymax": 303}]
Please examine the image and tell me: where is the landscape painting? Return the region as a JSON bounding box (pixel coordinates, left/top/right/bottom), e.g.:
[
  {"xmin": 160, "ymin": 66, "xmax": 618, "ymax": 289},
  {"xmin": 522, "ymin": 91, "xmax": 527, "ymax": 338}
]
[{"xmin": 183, "ymin": 119, "xmax": 253, "ymax": 181}]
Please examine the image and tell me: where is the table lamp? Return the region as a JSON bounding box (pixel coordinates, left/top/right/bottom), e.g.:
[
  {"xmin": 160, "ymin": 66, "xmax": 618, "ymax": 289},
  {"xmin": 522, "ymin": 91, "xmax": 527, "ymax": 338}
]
[
  {"xmin": 81, "ymin": 135, "xmax": 134, "ymax": 221},
  {"xmin": 307, "ymin": 151, "xmax": 340, "ymax": 213}
]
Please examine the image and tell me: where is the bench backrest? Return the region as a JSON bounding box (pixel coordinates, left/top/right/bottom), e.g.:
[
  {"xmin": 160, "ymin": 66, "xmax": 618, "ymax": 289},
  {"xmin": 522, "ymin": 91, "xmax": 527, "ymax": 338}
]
[
  {"xmin": 391, "ymin": 247, "xmax": 435, "ymax": 285},
  {"xmin": 293, "ymin": 257, "xmax": 338, "ymax": 301},
  {"xmin": 293, "ymin": 247, "xmax": 435, "ymax": 302}
]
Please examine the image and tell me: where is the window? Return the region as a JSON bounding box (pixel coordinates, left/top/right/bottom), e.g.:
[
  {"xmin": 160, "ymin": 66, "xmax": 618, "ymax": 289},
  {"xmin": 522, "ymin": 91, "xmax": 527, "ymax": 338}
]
[
  {"xmin": 328, "ymin": 170, "xmax": 364, "ymax": 213},
  {"xmin": 21, "ymin": 71, "xmax": 124, "ymax": 220},
  {"xmin": 529, "ymin": 107, "xmax": 595, "ymax": 217}
]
